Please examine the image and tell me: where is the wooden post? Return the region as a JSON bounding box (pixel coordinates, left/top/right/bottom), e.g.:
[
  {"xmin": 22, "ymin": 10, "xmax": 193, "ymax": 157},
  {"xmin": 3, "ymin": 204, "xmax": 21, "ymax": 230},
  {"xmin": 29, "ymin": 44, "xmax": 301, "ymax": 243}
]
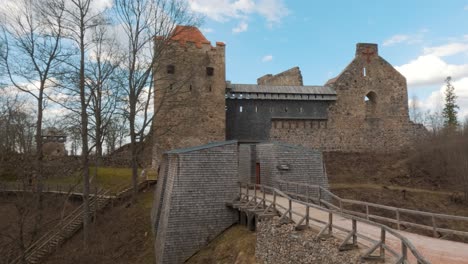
[
  {"xmin": 366, "ymin": 205, "xmax": 369, "ymax": 220},
  {"xmin": 396, "ymin": 210, "xmax": 401, "ymax": 230},
  {"xmin": 306, "ymin": 205, "xmax": 310, "ymax": 225},
  {"xmin": 288, "ymin": 199, "xmax": 292, "ymax": 220},
  {"xmin": 318, "ymin": 187, "xmax": 322, "ymax": 206},
  {"xmin": 262, "ymin": 186, "xmax": 266, "ymax": 207},
  {"xmin": 273, "ymin": 191, "xmax": 277, "ymax": 211},
  {"xmin": 432, "ymin": 215, "xmax": 437, "ymax": 237},
  {"xmin": 380, "ymin": 228, "xmax": 386, "ymax": 258},
  {"xmin": 328, "ymin": 212, "xmax": 333, "ymax": 234},
  {"xmin": 352, "ymin": 219, "xmax": 357, "ymax": 245},
  {"xmin": 401, "ymin": 243, "xmax": 407, "ymax": 262}
]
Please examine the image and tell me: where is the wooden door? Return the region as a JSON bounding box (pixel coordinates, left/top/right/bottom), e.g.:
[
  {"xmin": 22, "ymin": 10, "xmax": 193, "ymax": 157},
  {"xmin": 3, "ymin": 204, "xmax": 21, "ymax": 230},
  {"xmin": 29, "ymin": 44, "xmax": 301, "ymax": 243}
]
[{"xmin": 255, "ymin": 163, "xmax": 261, "ymax": 185}]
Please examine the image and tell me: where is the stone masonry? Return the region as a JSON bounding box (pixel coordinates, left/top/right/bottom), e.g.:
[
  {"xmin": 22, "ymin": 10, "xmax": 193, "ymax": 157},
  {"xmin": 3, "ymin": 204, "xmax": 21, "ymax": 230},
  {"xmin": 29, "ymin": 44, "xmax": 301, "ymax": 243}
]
[
  {"xmin": 152, "ymin": 26, "xmax": 226, "ymax": 169},
  {"xmin": 257, "ymin": 66, "xmax": 304, "ymax": 86},
  {"xmin": 152, "ymin": 27, "xmax": 427, "ymax": 168},
  {"xmin": 270, "ymin": 43, "xmax": 427, "ymax": 151}
]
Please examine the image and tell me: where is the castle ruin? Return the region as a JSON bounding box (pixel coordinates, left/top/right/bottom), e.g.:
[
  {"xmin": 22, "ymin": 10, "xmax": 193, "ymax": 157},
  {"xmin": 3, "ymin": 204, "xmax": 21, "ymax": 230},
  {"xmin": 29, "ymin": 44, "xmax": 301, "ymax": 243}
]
[{"xmin": 152, "ymin": 26, "xmax": 426, "ymax": 168}]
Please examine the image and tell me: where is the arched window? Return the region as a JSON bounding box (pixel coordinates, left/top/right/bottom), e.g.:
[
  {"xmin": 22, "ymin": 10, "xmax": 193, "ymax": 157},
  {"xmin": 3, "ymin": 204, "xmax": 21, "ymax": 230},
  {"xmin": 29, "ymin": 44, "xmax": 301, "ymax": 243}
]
[
  {"xmin": 364, "ymin": 91, "xmax": 377, "ymax": 118},
  {"xmin": 167, "ymin": 65, "xmax": 175, "ymax": 74}
]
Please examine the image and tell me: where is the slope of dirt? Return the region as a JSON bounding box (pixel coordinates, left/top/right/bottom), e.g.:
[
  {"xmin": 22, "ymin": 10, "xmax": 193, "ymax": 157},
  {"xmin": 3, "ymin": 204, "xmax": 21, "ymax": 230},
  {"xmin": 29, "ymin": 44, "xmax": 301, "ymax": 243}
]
[
  {"xmin": 45, "ymin": 189, "xmax": 155, "ymax": 264},
  {"xmin": 186, "ymin": 225, "xmax": 256, "ymax": 264},
  {"xmin": 0, "ymin": 193, "xmax": 80, "ymax": 264},
  {"xmin": 324, "ymin": 151, "xmax": 453, "ymax": 191}
]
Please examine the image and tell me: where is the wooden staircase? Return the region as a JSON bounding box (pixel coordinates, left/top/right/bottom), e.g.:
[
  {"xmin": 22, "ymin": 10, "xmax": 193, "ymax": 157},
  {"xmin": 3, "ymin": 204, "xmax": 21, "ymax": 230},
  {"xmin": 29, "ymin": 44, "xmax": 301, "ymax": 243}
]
[{"xmin": 11, "ymin": 189, "xmax": 111, "ymax": 264}]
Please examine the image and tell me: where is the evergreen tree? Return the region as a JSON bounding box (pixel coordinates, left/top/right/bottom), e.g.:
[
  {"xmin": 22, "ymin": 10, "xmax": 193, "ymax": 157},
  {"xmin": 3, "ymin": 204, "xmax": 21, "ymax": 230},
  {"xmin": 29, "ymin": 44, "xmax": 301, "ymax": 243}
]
[{"xmin": 442, "ymin": 76, "xmax": 459, "ymax": 129}]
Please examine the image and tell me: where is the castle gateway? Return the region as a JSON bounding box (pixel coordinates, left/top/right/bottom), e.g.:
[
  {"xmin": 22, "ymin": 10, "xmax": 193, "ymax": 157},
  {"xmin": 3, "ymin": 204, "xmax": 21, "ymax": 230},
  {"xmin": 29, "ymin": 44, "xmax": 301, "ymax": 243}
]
[{"xmin": 152, "ymin": 26, "xmax": 425, "ymax": 167}]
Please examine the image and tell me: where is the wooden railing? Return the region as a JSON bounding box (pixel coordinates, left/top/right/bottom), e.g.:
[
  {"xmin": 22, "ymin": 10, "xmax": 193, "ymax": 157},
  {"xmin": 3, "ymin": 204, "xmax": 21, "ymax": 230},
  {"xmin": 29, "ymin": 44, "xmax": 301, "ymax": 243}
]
[
  {"xmin": 10, "ymin": 188, "xmax": 111, "ymax": 264},
  {"xmin": 239, "ymin": 182, "xmax": 430, "ymax": 264},
  {"xmin": 275, "ymin": 180, "xmax": 468, "ymax": 239}
]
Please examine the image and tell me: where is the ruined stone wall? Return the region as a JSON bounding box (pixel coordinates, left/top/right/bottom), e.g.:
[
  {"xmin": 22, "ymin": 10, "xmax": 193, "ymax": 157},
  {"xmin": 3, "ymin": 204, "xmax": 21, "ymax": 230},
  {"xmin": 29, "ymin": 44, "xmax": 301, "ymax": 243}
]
[
  {"xmin": 271, "ymin": 43, "xmax": 426, "ymax": 152},
  {"xmin": 257, "ymin": 67, "xmax": 303, "ymax": 86},
  {"xmin": 42, "ymin": 142, "xmax": 67, "ymax": 156},
  {"xmin": 152, "ymin": 36, "xmax": 226, "ymax": 169},
  {"xmin": 151, "ymin": 141, "xmax": 238, "ymax": 264}
]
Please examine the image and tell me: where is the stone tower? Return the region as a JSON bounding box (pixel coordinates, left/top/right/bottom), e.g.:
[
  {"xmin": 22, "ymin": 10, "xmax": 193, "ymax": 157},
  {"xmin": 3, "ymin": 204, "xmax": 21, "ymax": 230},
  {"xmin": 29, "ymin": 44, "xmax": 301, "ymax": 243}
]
[{"xmin": 152, "ymin": 26, "xmax": 226, "ymax": 168}]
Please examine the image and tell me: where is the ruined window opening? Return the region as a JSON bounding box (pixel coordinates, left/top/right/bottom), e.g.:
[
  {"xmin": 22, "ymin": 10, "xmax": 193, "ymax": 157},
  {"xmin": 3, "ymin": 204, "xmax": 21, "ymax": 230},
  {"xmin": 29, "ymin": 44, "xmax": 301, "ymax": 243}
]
[
  {"xmin": 364, "ymin": 91, "xmax": 377, "ymax": 117},
  {"xmin": 239, "ymin": 106, "xmax": 243, "ymax": 112},
  {"xmin": 363, "ymin": 67, "xmax": 367, "ymax": 77},
  {"xmin": 189, "ymin": 84, "xmax": 192, "ymax": 91},
  {"xmin": 206, "ymin": 67, "xmax": 214, "ymax": 76},
  {"xmin": 209, "ymin": 85, "xmax": 212, "ymax": 92},
  {"xmin": 167, "ymin": 65, "xmax": 175, "ymax": 74},
  {"xmin": 284, "ymin": 107, "xmax": 288, "ymax": 113},
  {"xmin": 255, "ymin": 106, "xmax": 258, "ymax": 112}
]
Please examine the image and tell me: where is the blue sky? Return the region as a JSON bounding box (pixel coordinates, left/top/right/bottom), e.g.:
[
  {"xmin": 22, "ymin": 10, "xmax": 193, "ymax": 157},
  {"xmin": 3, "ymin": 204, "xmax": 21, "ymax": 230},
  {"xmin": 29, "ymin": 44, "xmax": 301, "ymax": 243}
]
[{"xmin": 189, "ymin": 0, "xmax": 468, "ymax": 119}]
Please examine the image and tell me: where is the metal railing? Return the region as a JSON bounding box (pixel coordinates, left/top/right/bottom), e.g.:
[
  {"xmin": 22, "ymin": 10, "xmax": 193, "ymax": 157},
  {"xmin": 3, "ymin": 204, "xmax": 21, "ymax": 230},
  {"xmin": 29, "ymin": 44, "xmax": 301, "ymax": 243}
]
[
  {"xmin": 275, "ymin": 180, "xmax": 468, "ymax": 239},
  {"xmin": 239, "ymin": 182, "xmax": 430, "ymax": 264}
]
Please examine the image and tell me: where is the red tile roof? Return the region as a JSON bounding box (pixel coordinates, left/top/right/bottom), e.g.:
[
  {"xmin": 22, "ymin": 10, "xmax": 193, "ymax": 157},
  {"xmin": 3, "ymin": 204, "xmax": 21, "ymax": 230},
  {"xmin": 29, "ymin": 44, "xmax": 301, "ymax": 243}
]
[{"xmin": 170, "ymin": 25, "xmax": 210, "ymax": 48}]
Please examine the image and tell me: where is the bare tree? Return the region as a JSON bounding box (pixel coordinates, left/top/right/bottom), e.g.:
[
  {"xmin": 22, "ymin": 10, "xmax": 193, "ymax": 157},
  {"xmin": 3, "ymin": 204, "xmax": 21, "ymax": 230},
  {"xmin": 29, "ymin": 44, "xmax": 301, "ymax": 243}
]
[
  {"xmin": 0, "ymin": 0, "xmax": 69, "ymax": 242},
  {"xmin": 114, "ymin": 0, "xmax": 201, "ymax": 202},
  {"xmin": 409, "ymin": 95, "xmax": 423, "ymax": 124},
  {"xmin": 60, "ymin": 0, "xmax": 109, "ymax": 247}
]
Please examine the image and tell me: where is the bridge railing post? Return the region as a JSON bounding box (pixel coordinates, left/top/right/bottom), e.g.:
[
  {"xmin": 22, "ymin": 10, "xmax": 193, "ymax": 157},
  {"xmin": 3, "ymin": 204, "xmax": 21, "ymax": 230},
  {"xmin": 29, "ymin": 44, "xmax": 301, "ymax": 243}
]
[
  {"xmin": 262, "ymin": 186, "xmax": 266, "ymax": 208},
  {"xmin": 306, "ymin": 205, "xmax": 310, "ymax": 226},
  {"xmin": 396, "ymin": 209, "xmax": 401, "ymax": 230},
  {"xmin": 401, "ymin": 243, "xmax": 407, "ymax": 262},
  {"xmin": 431, "ymin": 215, "xmax": 437, "ymax": 237},
  {"xmin": 288, "ymin": 198, "xmax": 292, "ymax": 220},
  {"xmin": 328, "ymin": 212, "xmax": 333, "ymax": 234},
  {"xmin": 380, "ymin": 227, "xmax": 386, "ymax": 258},
  {"xmin": 318, "ymin": 187, "xmax": 322, "ymax": 206},
  {"xmin": 273, "ymin": 191, "xmax": 277, "ymax": 211}
]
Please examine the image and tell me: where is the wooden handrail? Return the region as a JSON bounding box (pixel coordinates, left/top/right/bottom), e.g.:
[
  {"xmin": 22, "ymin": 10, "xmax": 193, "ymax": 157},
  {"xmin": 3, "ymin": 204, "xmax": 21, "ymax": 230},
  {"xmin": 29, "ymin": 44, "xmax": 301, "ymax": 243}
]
[
  {"xmin": 275, "ymin": 179, "xmax": 468, "ymax": 239},
  {"xmin": 239, "ymin": 181, "xmax": 430, "ymax": 264}
]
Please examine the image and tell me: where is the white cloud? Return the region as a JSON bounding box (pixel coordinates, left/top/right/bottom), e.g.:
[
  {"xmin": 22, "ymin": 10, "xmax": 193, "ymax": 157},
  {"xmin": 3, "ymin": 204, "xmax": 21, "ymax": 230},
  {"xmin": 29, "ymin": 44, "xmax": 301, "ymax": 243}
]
[
  {"xmin": 189, "ymin": 0, "xmax": 289, "ymax": 27},
  {"xmin": 416, "ymin": 77, "xmax": 468, "ymax": 120},
  {"xmin": 383, "ymin": 30, "xmax": 426, "ymax": 46},
  {"xmin": 200, "ymin": 27, "xmax": 214, "ymax": 34},
  {"xmin": 383, "ymin": 35, "xmax": 410, "ymax": 46},
  {"xmin": 261, "ymin": 54, "xmax": 273, "ymax": 62},
  {"xmin": 232, "ymin": 21, "xmax": 248, "ymax": 33},
  {"xmin": 396, "ymin": 54, "xmax": 468, "ymax": 86},
  {"xmin": 396, "ymin": 41, "xmax": 468, "ymax": 87},
  {"xmin": 423, "ymin": 43, "xmax": 468, "ymax": 57}
]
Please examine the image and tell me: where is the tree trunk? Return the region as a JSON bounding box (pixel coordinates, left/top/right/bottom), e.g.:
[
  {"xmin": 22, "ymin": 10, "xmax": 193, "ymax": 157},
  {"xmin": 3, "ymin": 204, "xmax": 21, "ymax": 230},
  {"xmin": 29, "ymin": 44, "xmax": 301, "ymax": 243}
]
[{"xmin": 79, "ymin": 24, "xmax": 90, "ymax": 249}]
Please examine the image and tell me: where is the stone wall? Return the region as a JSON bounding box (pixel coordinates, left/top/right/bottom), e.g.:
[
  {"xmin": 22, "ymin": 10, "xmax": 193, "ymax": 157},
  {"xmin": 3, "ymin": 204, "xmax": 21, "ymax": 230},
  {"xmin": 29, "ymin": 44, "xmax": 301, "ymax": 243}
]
[
  {"xmin": 151, "ymin": 141, "xmax": 239, "ymax": 264},
  {"xmin": 256, "ymin": 219, "xmax": 361, "ymax": 264},
  {"xmin": 152, "ymin": 26, "xmax": 226, "ymax": 169},
  {"xmin": 257, "ymin": 67, "xmax": 303, "ymax": 86},
  {"xmin": 271, "ymin": 43, "xmax": 427, "ymax": 152}
]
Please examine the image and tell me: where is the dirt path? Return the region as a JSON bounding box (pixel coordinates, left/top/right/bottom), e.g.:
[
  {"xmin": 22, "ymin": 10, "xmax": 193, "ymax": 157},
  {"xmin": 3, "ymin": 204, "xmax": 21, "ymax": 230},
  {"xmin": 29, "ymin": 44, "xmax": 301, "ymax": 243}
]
[{"xmin": 260, "ymin": 191, "xmax": 468, "ymax": 264}]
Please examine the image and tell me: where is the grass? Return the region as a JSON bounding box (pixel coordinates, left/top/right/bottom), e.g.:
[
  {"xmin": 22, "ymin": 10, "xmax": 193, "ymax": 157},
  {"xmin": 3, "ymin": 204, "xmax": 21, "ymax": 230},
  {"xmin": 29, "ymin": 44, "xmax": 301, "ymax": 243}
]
[{"xmin": 45, "ymin": 166, "xmax": 157, "ymax": 192}]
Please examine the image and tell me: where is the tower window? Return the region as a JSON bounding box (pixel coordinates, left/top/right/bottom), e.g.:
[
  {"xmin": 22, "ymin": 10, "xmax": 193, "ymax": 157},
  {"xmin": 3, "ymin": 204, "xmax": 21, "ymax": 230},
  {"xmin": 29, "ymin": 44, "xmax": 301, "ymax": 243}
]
[
  {"xmin": 167, "ymin": 65, "xmax": 175, "ymax": 74},
  {"xmin": 363, "ymin": 67, "xmax": 367, "ymax": 77},
  {"xmin": 206, "ymin": 67, "xmax": 214, "ymax": 76}
]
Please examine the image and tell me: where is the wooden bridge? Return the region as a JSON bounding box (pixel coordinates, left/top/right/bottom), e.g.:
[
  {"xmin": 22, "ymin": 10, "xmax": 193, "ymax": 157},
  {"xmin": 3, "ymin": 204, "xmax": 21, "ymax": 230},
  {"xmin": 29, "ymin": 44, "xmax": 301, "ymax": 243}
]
[{"xmin": 231, "ymin": 181, "xmax": 468, "ymax": 264}]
